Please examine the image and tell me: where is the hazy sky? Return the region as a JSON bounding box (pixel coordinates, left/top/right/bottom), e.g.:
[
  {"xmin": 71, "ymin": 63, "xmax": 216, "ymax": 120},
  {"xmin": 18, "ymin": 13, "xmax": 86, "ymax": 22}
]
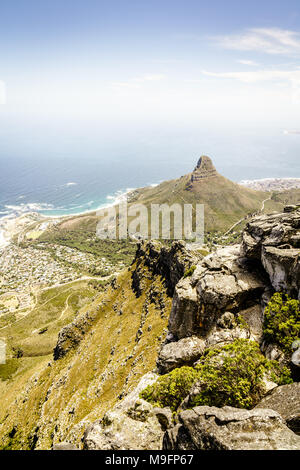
[{"xmin": 0, "ymin": 0, "xmax": 300, "ymax": 161}]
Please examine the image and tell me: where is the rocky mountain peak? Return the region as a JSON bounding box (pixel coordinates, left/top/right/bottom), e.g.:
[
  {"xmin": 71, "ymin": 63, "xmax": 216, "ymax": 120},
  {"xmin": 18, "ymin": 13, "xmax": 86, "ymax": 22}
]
[{"xmin": 191, "ymin": 155, "xmax": 218, "ymax": 181}]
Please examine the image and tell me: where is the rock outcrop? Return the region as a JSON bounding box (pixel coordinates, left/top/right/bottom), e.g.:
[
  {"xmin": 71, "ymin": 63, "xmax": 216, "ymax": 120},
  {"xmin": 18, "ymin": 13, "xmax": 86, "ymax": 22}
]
[
  {"xmin": 168, "ymin": 245, "xmax": 267, "ymax": 340},
  {"xmin": 241, "ymin": 209, "xmax": 300, "ymax": 298},
  {"xmin": 83, "ymin": 373, "xmax": 172, "ymax": 450},
  {"xmin": 157, "ymin": 336, "xmax": 205, "ymax": 374},
  {"xmin": 164, "ymin": 406, "xmax": 300, "ymax": 450},
  {"xmin": 52, "ymin": 442, "xmax": 79, "ymax": 450},
  {"xmin": 191, "ymin": 156, "xmax": 218, "ymax": 182},
  {"xmin": 167, "ymin": 208, "xmax": 299, "ymax": 344},
  {"xmin": 255, "ymin": 383, "xmax": 300, "ymax": 435},
  {"xmin": 262, "ymin": 246, "xmax": 299, "ymax": 298},
  {"xmin": 53, "ymin": 309, "xmax": 98, "ymax": 360},
  {"xmin": 132, "ymin": 240, "xmax": 202, "ymax": 297}
]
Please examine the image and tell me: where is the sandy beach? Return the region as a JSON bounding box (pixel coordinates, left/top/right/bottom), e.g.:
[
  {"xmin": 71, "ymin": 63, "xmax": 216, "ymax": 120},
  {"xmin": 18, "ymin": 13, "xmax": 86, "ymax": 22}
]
[{"xmin": 0, "ymin": 213, "xmax": 45, "ymax": 250}]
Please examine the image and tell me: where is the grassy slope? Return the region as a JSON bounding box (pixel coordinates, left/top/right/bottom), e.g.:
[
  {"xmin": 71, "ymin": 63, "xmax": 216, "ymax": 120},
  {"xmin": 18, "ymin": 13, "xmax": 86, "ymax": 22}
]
[
  {"xmin": 0, "ymin": 262, "xmax": 171, "ymax": 450},
  {"xmin": 27, "ymin": 178, "xmax": 299, "ymax": 255},
  {"xmin": 130, "ymin": 173, "xmax": 270, "ymax": 232}
]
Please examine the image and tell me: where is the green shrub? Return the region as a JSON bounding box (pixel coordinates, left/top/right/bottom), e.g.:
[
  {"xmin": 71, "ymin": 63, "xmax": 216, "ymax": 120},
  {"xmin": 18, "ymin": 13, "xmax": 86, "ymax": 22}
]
[
  {"xmin": 183, "ymin": 265, "xmax": 196, "ymax": 278},
  {"xmin": 140, "ymin": 366, "xmax": 199, "ymax": 411},
  {"xmin": 140, "ymin": 339, "xmax": 292, "ymax": 412},
  {"xmin": 263, "ymin": 293, "xmax": 300, "ymax": 352},
  {"xmin": 190, "ymin": 339, "xmax": 291, "ymax": 410}
]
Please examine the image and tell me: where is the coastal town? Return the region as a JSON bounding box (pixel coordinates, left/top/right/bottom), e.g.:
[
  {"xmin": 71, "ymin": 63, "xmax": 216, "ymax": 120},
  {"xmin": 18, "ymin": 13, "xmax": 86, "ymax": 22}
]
[
  {"xmin": 240, "ymin": 177, "xmax": 300, "ymax": 192},
  {"xmin": 0, "ymin": 237, "xmax": 115, "ymax": 317}
]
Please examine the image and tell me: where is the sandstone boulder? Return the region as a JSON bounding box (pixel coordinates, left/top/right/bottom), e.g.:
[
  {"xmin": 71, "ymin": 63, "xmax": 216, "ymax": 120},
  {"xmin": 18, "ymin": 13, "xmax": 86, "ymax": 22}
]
[
  {"xmin": 157, "ymin": 336, "xmax": 205, "ymax": 374},
  {"xmin": 163, "ymin": 406, "xmax": 300, "ymax": 450},
  {"xmin": 241, "ymin": 209, "xmax": 300, "ymax": 261},
  {"xmin": 255, "ymin": 383, "xmax": 300, "ymax": 435},
  {"xmin": 168, "ymin": 278, "xmax": 200, "ymax": 339},
  {"xmin": 262, "ymin": 246, "xmax": 299, "ymax": 297},
  {"xmin": 132, "ymin": 240, "xmax": 202, "ymax": 297},
  {"xmin": 168, "ymin": 245, "xmax": 266, "ymax": 339}
]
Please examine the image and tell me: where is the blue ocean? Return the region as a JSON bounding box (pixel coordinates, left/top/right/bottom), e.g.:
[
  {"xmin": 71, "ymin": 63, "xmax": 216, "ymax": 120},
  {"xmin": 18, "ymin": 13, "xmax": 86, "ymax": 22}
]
[{"xmin": 0, "ymin": 126, "xmax": 299, "ymax": 219}]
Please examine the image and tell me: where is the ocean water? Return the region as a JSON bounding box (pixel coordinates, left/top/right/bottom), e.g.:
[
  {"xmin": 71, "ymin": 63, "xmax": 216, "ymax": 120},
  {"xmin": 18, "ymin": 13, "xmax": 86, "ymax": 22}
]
[{"xmin": 0, "ymin": 126, "xmax": 299, "ymax": 220}]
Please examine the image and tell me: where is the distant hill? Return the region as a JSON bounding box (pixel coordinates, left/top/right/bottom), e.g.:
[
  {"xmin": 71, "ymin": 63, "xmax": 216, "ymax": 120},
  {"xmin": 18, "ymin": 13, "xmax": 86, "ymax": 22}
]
[
  {"xmin": 31, "ymin": 156, "xmax": 299, "ymax": 251},
  {"xmin": 129, "ymin": 156, "xmax": 273, "ymax": 232}
]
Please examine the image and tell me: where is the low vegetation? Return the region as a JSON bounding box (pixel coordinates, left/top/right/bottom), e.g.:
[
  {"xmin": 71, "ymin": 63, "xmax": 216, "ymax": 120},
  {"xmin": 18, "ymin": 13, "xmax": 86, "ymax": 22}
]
[
  {"xmin": 0, "ymin": 261, "xmax": 171, "ymax": 449},
  {"xmin": 140, "ymin": 339, "xmax": 292, "ymax": 412},
  {"xmin": 263, "ymin": 292, "xmax": 300, "ymax": 352}
]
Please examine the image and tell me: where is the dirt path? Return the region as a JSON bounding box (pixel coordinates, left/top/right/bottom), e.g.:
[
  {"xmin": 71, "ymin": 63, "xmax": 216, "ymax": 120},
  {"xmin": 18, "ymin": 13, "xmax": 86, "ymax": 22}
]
[
  {"xmin": 0, "ymin": 275, "xmax": 112, "ymax": 332},
  {"xmin": 260, "ymin": 196, "xmax": 271, "ymax": 212},
  {"xmin": 59, "ymin": 293, "xmax": 72, "ymax": 320}
]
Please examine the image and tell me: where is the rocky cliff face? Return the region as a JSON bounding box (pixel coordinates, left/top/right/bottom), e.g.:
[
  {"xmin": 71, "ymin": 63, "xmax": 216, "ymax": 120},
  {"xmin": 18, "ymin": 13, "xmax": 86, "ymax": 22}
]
[
  {"xmin": 83, "ymin": 206, "xmax": 299, "ymax": 451},
  {"xmin": 132, "ymin": 240, "xmax": 202, "ymax": 297},
  {"xmin": 168, "ymin": 244, "xmax": 267, "ymax": 342},
  {"xmin": 241, "ymin": 207, "xmax": 300, "ymax": 298}
]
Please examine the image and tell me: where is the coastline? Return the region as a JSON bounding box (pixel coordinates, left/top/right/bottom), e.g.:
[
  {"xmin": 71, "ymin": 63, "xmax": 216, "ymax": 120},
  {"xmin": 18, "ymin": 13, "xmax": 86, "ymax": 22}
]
[
  {"xmin": 0, "ymin": 186, "xmax": 138, "ymax": 251},
  {"xmin": 1, "ymin": 175, "xmax": 299, "ymax": 251}
]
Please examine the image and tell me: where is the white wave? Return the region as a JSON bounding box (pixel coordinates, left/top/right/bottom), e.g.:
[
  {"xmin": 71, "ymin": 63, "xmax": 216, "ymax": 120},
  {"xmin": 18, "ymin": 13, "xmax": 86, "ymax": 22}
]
[
  {"xmin": 4, "ymin": 202, "xmax": 54, "ymax": 215},
  {"xmin": 65, "ymin": 182, "xmax": 77, "ymax": 187}
]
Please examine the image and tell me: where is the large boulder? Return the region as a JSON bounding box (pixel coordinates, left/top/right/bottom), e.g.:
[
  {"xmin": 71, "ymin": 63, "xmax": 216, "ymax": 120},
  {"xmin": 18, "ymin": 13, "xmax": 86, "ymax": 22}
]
[
  {"xmin": 168, "ymin": 245, "xmax": 267, "ymax": 339},
  {"xmin": 261, "ymin": 246, "xmax": 299, "ymax": 297},
  {"xmin": 163, "ymin": 406, "xmax": 300, "ymax": 450},
  {"xmin": 157, "ymin": 336, "xmax": 205, "ymax": 374},
  {"xmin": 168, "ymin": 278, "xmax": 200, "ymax": 339},
  {"xmin": 255, "ymin": 383, "xmax": 300, "ymax": 435},
  {"xmin": 241, "ymin": 209, "xmax": 300, "ymax": 260},
  {"xmin": 241, "ymin": 208, "xmax": 300, "ymax": 298},
  {"xmin": 83, "ymin": 373, "xmax": 172, "ymax": 450}
]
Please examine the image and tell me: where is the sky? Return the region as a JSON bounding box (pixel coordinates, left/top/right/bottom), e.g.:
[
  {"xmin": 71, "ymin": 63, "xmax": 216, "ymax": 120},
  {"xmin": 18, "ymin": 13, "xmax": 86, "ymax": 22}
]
[{"xmin": 0, "ymin": 0, "xmax": 300, "ymax": 178}]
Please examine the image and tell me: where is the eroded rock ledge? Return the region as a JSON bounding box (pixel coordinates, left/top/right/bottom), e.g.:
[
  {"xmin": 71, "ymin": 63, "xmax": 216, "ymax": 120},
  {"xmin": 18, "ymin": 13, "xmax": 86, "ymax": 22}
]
[{"xmin": 163, "ymin": 406, "xmax": 300, "ymax": 450}]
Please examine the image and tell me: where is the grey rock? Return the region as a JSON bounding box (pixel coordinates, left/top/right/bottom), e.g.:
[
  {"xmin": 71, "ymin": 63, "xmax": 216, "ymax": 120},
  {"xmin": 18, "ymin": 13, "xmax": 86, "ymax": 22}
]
[
  {"xmin": 168, "ymin": 278, "xmax": 200, "ymax": 339},
  {"xmin": 241, "ymin": 209, "xmax": 300, "ymax": 261},
  {"xmin": 255, "ymin": 383, "xmax": 300, "ymax": 434},
  {"xmin": 168, "ymin": 245, "xmax": 266, "ymax": 339},
  {"xmin": 217, "ymin": 312, "xmax": 236, "ymax": 329},
  {"xmin": 204, "ymin": 325, "xmax": 250, "ymax": 349},
  {"xmin": 164, "ymin": 406, "xmax": 300, "ymax": 450},
  {"xmin": 261, "ymin": 342, "xmax": 285, "ymax": 363},
  {"xmin": 157, "ymin": 336, "xmax": 205, "ymax": 374},
  {"xmin": 292, "ymin": 348, "xmax": 300, "ymax": 367},
  {"xmin": 53, "ymin": 309, "xmax": 98, "ymax": 360},
  {"xmin": 261, "ymin": 246, "xmax": 299, "ymax": 297},
  {"xmin": 83, "ymin": 373, "xmax": 170, "ymax": 450},
  {"xmin": 132, "ymin": 240, "xmax": 202, "ymax": 297}
]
